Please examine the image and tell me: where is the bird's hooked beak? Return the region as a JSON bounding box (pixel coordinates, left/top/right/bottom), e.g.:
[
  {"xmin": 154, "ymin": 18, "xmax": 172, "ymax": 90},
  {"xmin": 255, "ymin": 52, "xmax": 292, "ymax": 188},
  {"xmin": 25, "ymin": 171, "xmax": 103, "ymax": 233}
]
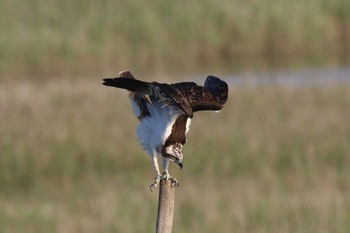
[
  {"xmin": 162, "ymin": 144, "xmax": 184, "ymax": 169},
  {"xmin": 176, "ymin": 157, "xmax": 183, "ymax": 169}
]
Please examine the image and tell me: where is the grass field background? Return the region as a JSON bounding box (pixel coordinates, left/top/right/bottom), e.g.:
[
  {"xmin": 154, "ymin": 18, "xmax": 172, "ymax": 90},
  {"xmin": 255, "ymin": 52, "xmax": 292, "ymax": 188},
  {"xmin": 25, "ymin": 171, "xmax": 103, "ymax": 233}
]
[
  {"xmin": 1, "ymin": 0, "xmax": 350, "ymax": 232},
  {"xmin": 1, "ymin": 0, "xmax": 350, "ymax": 79},
  {"xmin": 1, "ymin": 79, "xmax": 350, "ymax": 232}
]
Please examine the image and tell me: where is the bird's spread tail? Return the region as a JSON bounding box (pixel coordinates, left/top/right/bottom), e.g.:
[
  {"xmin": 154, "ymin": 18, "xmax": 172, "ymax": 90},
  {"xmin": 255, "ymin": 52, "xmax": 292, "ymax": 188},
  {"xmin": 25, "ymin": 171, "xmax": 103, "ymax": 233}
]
[{"xmin": 102, "ymin": 77, "xmax": 153, "ymax": 95}]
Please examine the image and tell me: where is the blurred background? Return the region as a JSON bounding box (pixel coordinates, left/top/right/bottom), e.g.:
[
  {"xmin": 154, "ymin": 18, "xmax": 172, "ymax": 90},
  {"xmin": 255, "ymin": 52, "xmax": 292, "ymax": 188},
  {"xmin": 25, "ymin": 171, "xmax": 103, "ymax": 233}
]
[{"xmin": 1, "ymin": 0, "xmax": 350, "ymax": 232}]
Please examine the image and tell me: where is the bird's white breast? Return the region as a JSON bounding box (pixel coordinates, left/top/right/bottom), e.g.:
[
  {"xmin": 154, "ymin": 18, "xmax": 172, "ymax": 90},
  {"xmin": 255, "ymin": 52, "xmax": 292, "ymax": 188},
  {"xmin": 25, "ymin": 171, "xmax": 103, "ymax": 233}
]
[{"xmin": 136, "ymin": 102, "xmax": 182, "ymax": 155}]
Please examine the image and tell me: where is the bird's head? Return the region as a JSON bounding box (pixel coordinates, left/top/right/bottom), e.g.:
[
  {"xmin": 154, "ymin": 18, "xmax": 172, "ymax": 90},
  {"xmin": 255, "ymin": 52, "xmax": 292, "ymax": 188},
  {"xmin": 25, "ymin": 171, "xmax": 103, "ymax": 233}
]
[
  {"xmin": 162, "ymin": 143, "xmax": 184, "ymax": 169},
  {"xmin": 204, "ymin": 75, "xmax": 229, "ymax": 96}
]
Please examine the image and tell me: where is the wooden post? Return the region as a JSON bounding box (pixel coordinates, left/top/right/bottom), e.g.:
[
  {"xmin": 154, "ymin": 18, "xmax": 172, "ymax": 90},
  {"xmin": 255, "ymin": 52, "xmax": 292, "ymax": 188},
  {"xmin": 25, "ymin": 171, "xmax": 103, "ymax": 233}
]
[{"xmin": 156, "ymin": 179, "xmax": 176, "ymax": 233}]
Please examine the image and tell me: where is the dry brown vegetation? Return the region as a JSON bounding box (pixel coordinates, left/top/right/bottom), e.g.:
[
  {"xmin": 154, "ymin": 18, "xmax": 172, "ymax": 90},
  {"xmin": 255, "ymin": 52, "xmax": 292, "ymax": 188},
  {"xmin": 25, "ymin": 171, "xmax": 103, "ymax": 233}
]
[{"xmin": 1, "ymin": 78, "xmax": 349, "ymax": 232}]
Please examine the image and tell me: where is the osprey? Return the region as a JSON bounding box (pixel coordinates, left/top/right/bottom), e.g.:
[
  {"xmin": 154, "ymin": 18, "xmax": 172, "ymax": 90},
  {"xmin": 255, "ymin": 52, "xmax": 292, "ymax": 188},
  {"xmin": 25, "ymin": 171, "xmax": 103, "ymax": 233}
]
[{"xmin": 103, "ymin": 70, "xmax": 228, "ymax": 191}]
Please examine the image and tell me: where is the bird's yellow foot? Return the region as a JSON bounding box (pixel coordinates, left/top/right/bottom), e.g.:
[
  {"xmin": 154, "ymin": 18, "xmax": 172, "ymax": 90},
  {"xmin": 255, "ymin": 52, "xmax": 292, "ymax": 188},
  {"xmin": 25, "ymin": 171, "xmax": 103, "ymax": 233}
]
[
  {"xmin": 149, "ymin": 175, "xmax": 161, "ymax": 192},
  {"xmin": 162, "ymin": 172, "xmax": 179, "ymax": 187}
]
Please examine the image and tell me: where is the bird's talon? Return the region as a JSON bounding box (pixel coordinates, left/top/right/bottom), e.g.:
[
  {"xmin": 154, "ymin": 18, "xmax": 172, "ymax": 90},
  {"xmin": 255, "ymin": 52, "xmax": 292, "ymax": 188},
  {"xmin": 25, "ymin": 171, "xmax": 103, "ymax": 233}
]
[
  {"xmin": 169, "ymin": 177, "xmax": 179, "ymax": 187},
  {"xmin": 149, "ymin": 183, "xmax": 157, "ymax": 192},
  {"xmin": 149, "ymin": 176, "xmax": 161, "ymax": 192},
  {"xmin": 162, "ymin": 172, "xmax": 179, "ymax": 187},
  {"xmin": 150, "ymin": 173, "xmax": 179, "ymax": 191},
  {"xmin": 162, "ymin": 172, "xmax": 168, "ymax": 180}
]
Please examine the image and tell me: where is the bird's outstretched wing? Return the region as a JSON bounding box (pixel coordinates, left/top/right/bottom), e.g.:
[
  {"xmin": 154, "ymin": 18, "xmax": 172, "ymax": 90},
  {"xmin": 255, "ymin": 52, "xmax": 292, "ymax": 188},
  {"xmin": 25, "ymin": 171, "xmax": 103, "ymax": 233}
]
[
  {"xmin": 114, "ymin": 71, "xmax": 151, "ymax": 120},
  {"xmin": 103, "ymin": 72, "xmax": 193, "ymax": 118},
  {"xmin": 171, "ymin": 76, "xmax": 228, "ymax": 112}
]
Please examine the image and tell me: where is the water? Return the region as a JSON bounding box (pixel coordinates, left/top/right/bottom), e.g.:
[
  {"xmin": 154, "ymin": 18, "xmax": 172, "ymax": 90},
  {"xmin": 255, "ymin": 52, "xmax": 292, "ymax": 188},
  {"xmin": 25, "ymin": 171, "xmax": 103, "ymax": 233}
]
[{"xmin": 223, "ymin": 67, "xmax": 350, "ymax": 87}]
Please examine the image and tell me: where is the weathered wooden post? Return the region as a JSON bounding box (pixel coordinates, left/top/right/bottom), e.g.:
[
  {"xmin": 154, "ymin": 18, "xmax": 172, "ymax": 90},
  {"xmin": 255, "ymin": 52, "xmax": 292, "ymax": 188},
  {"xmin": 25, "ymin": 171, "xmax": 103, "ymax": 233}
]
[{"xmin": 156, "ymin": 179, "xmax": 176, "ymax": 233}]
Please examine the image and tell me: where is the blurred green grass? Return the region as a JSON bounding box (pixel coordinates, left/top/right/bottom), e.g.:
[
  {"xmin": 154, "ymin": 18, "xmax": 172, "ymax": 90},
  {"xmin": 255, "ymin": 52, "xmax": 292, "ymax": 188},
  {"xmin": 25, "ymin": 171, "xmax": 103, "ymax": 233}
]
[
  {"xmin": 1, "ymin": 79, "xmax": 349, "ymax": 232},
  {"xmin": 1, "ymin": 0, "xmax": 350, "ymax": 79}
]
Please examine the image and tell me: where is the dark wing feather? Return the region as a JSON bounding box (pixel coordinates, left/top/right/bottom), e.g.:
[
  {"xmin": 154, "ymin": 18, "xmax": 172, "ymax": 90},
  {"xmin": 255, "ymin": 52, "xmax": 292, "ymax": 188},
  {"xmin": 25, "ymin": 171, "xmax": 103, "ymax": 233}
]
[
  {"xmin": 150, "ymin": 83, "xmax": 193, "ymax": 118},
  {"xmin": 171, "ymin": 76, "xmax": 229, "ymax": 112},
  {"xmin": 102, "ymin": 71, "xmax": 193, "ymax": 118},
  {"xmin": 118, "ymin": 71, "xmax": 151, "ymax": 120},
  {"xmin": 103, "ymin": 77, "xmax": 153, "ymax": 95}
]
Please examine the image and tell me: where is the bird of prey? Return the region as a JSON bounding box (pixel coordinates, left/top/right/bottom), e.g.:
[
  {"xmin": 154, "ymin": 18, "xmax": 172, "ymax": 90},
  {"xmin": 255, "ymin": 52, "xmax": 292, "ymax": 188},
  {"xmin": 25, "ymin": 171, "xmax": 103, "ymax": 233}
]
[{"xmin": 103, "ymin": 70, "xmax": 228, "ymax": 191}]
